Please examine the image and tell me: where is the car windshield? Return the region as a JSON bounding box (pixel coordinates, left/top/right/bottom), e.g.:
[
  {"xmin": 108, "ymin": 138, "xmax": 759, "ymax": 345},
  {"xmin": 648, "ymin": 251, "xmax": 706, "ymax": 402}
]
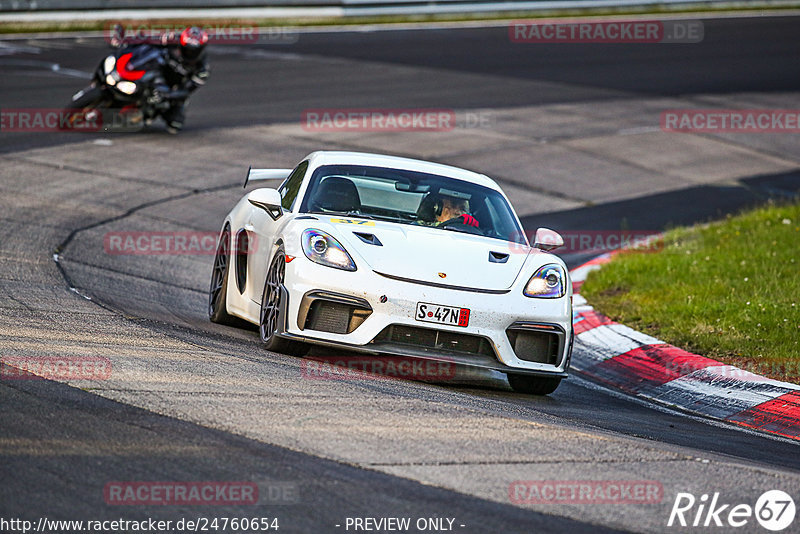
[{"xmin": 299, "ymin": 164, "xmax": 527, "ymax": 245}]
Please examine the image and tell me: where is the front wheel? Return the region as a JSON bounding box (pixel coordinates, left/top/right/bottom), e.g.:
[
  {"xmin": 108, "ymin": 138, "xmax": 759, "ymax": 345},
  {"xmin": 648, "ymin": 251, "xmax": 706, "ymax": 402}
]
[
  {"xmin": 259, "ymin": 248, "xmax": 309, "ymax": 356},
  {"xmin": 68, "ymin": 84, "xmax": 107, "ymax": 109},
  {"xmin": 63, "ymin": 85, "xmax": 110, "ymax": 130},
  {"xmin": 507, "ymin": 374, "xmax": 562, "ymax": 395},
  {"xmin": 208, "ymin": 228, "xmax": 237, "ymax": 325}
]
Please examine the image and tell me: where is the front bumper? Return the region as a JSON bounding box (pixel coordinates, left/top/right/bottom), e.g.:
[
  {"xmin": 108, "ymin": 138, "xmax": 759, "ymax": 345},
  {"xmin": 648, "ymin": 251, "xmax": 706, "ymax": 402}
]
[{"xmin": 279, "ymin": 256, "xmax": 572, "ymax": 377}]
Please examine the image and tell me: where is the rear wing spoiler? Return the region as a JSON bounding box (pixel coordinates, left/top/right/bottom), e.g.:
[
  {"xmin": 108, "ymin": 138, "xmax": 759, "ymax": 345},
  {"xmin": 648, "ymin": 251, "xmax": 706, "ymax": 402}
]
[{"xmin": 243, "ymin": 167, "xmax": 293, "ymax": 188}]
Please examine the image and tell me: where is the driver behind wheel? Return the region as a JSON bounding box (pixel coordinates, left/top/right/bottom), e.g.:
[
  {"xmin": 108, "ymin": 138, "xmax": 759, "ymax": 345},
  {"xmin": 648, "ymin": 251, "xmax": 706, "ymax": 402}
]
[{"xmin": 416, "ymin": 193, "xmax": 479, "ymax": 227}]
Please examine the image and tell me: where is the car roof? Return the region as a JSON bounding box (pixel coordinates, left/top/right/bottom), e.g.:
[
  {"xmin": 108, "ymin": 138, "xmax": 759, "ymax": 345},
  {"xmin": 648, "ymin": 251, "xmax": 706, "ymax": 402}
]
[{"xmin": 303, "ymin": 151, "xmax": 502, "ymax": 191}]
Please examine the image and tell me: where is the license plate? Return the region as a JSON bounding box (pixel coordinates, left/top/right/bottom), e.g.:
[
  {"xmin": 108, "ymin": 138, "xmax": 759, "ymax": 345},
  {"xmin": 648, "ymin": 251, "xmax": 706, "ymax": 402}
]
[{"xmin": 415, "ymin": 302, "xmax": 470, "ymax": 327}]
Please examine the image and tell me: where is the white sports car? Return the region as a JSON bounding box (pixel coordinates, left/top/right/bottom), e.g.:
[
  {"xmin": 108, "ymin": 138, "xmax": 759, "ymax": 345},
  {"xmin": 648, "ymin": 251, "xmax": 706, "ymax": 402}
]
[{"xmin": 209, "ymin": 151, "xmax": 572, "ymax": 394}]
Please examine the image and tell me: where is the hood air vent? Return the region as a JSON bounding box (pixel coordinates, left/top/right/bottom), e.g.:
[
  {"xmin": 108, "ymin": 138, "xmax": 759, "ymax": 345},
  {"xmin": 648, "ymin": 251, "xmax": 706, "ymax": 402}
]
[{"xmin": 354, "ymin": 232, "xmax": 383, "ymax": 246}]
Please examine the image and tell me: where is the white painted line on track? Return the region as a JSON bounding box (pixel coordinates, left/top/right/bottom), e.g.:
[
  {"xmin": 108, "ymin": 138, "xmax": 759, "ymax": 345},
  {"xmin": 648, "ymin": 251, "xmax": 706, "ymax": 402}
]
[{"xmin": 0, "ymin": 58, "xmax": 91, "ymax": 77}]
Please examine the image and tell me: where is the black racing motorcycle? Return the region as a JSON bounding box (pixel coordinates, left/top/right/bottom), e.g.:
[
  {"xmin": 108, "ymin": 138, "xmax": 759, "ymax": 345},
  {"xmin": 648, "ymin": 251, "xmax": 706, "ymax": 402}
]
[{"xmin": 65, "ymin": 41, "xmax": 181, "ymax": 132}]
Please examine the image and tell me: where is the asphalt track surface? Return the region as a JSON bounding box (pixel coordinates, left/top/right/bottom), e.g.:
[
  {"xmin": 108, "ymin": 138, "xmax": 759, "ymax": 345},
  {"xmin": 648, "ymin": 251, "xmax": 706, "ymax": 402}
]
[{"xmin": 1, "ymin": 15, "xmax": 800, "ymax": 534}]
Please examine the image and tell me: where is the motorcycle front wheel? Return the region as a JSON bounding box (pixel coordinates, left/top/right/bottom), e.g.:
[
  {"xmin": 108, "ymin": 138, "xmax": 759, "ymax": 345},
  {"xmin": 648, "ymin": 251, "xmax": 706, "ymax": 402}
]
[
  {"xmin": 69, "ymin": 84, "xmax": 106, "ymax": 108},
  {"xmin": 62, "ymin": 84, "xmax": 111, "ymax": 130}
]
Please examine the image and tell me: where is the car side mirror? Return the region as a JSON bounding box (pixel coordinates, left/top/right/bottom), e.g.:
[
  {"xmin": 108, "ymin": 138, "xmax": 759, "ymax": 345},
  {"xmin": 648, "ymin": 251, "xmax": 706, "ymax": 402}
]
[
  {"xmin": 533, "ymin": 227, "xmax": 564, "ymax": 251},
  {"xmin": 248, "ymin": 188, "xmax": 283, "ymax": 220}
]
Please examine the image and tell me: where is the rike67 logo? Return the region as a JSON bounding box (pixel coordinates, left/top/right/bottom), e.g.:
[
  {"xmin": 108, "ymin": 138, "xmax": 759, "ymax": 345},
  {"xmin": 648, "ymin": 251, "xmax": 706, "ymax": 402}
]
[{"xmin": 668, "ymin": 490, "xmax": 795, "ymax": 531}]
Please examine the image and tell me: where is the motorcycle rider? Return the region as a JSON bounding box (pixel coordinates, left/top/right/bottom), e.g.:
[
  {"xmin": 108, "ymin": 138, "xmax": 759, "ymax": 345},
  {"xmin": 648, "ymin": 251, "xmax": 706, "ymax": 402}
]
[{"xmin": 157, "ymin": 27, "xmax": 210, "ymax": 134}]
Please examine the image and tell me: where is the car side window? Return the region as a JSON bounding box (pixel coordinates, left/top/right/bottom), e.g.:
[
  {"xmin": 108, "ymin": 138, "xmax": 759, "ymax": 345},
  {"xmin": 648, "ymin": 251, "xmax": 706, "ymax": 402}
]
[{"xmin": 279, "ymin": 161, "xmax": 308, "ymax": 211}]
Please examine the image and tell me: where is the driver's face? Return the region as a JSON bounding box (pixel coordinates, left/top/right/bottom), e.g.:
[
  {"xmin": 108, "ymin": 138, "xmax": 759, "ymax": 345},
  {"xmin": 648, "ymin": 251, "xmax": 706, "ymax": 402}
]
[{"xmin": 438, "ymin": 198, "xmax": 469, "ymax": 222}]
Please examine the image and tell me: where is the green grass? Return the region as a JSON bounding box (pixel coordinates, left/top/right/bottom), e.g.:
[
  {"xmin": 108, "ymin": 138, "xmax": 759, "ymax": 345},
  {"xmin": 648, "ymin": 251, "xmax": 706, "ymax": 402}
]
[{"xmin": 581, "ymin": 200, "xmax": 800, "ymax": 383}]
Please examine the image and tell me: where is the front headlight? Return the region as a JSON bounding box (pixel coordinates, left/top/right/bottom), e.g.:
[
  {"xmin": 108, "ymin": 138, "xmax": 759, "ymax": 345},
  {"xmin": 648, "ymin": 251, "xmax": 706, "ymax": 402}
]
[
  {"xmin": 116, "ymin": 81, "xmax": 137, "ymax": 94},
  {"xmin": 103, "ymin": 55, "xmax": 116, "ymax": 74},
  {"xmin": 301, "ymin": 229, "xmax": 356, "ymax": 271},
  {"xmin": 523, "ymin": 264, "xmax": 566, "ymax": 298}
]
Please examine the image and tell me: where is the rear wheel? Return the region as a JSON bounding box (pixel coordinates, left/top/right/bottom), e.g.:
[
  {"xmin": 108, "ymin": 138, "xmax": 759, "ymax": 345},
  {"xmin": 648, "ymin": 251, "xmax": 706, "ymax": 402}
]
[
  {"xmin": 208, "ymin": 228, "xmax": 237, "ymax": 325},
  {"xmin": 260, "ymin": 248, "xmax": 309, "ymax": 356},
  {"xmin": 507, "ymin": 374, "xmax": 562, "ymax": 395}
]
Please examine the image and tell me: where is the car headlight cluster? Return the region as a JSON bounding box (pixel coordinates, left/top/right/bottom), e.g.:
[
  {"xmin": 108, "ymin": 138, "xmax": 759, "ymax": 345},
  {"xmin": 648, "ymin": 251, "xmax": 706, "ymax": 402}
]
[
  {"xmin": 301, "ymin": 229, "xmax": 356, "ymax": 271},
  {"xmin": 523, "ymin": 264, "xmax": 566, "ymax": 298}
]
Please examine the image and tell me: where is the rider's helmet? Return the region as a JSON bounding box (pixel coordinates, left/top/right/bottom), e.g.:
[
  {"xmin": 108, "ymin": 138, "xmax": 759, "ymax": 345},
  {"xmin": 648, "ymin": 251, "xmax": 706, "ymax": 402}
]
[{"xmin": 178, "ymin": 27, "xmax": 209, "ymax": 63}]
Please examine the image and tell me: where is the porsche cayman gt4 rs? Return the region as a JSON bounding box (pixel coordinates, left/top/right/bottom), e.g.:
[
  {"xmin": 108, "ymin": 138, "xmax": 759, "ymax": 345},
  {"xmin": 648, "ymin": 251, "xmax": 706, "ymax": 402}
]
[{"xmin": 209, "ymin": 151, "xmax": 572, "ymax": 394}]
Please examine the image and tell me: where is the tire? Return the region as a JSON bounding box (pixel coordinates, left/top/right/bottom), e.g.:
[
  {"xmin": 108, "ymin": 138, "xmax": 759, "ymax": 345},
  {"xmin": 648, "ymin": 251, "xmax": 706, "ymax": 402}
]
[
  {"xmin": 63, "ymin": 85, "xmax": 110, "ymax": 130},
  {"xmin": 507, "ymin": 374, "xmax": 562, "ymax": 395},
  {"xmin": 259, "ymin": 247, "xmax": 309, "ymax": 356},
  {"xmin": 68, "ymin": 85, "xmax": 107, "ymax": 109},
  {"xmin": 208, "ymin": 228, "xmax": 237, "ymax": 325}
]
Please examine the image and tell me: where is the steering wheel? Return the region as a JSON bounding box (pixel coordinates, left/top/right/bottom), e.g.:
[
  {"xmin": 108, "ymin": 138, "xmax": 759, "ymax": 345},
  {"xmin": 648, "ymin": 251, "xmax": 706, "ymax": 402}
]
[{"xmin": 438, "ymin": 215, "xmax": 482, "ymax": 234}]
